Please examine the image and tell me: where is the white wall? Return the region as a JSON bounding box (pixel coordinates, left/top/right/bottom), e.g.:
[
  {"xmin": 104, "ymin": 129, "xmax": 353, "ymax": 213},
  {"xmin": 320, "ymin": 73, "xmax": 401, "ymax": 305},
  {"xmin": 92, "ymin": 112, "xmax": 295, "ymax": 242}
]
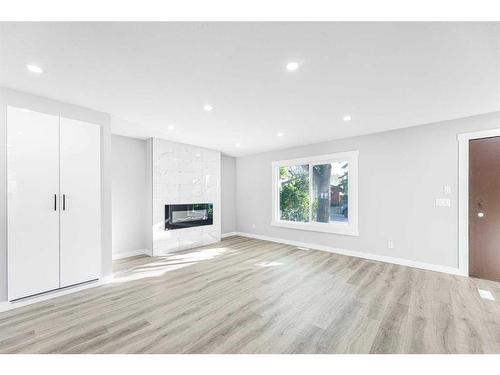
[
  {"xmin": 221, "ymin": 155, "xmax": 236, "ymax": 234},
  {"xmin": 111, "ymin": 135, "xmax": 148, "ymax": 258},
  {"xmin": 235, "ymin": 111, "xmax": 500, "ymax": 271},
  {"xmin": 145, "ymin": 138, "xmax": 153, "ymax": 253},
  {"xmin": 0, "ymin": 87, "xmax": 113, "ymax": 302}
]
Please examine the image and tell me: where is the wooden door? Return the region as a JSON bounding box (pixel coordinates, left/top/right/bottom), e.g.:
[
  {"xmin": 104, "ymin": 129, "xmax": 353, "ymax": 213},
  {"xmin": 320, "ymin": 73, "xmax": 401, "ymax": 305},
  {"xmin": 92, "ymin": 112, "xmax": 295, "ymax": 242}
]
[
  {"xmin": 59, "ymin": 117, "xmax": 101, "ymax": 288},
  {"xmin": 7, "ymin": 107, "xmax": 60, "ymax": 300},
  {"xmin": 469, "ymin": 136, "xmax": 500, "ymax": 281}
]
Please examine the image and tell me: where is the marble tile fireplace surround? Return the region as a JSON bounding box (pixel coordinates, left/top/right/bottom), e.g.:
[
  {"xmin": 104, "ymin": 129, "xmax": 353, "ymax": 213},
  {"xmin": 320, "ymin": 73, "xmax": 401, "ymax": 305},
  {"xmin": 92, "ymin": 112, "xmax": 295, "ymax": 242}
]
[{"xmin": 147, "ymin": 138, "xmax": 221, "ymax": 255}]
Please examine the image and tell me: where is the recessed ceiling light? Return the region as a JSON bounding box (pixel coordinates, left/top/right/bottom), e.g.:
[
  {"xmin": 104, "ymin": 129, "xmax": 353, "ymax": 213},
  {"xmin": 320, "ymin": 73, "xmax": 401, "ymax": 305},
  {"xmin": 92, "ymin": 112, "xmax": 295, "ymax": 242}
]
[
  {"xmin": 235, "ymin": 143, "xmax": 241, "ymax": 148},
  {"xmin": 343, "ymin": 115, "xmax": 352, "ymax": 122},
  {"xmin": 277, "ymin": 132, "xmax": 284, "ymax": 137},
  {"xmin": 26, "ymin": 64, "xmax": 43, "ymax": 74},
  {"xmin": 167, "ymin": 124, "xmax": 175, "ymax": 131},
  {"xmin": 203, "ymin": 104, "xmax": 213, "ymax": 112},
  {"xmin": 286, "ymin": 62, "xmax": 299, "ymax": 72}
]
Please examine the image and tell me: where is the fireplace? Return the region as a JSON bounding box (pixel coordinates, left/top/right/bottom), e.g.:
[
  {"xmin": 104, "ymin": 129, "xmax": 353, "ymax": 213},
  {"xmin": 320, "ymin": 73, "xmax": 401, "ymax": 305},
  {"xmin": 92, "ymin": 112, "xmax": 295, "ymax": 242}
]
[{"xmin": 165, "ymin": 203, "xmax": 213, "ymax": 230}]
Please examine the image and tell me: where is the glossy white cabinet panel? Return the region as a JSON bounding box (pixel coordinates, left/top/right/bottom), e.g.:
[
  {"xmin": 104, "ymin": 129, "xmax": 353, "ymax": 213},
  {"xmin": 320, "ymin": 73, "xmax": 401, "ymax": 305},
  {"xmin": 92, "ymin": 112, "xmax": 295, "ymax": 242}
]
[
  {"xmin": 7, "ymin": 107, "xmax": 61, "ymax": 300},
  {"xmin": 59, "ymin": 117, "xmax": 101, "ymax": 287}
]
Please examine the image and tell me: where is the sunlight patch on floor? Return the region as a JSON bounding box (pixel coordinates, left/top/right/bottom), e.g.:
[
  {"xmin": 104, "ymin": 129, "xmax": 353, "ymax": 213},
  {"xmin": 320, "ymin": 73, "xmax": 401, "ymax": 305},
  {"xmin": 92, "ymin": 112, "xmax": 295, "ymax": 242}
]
[
  {"xmin": 112, "ymin": 263, "xmax": 195, "ymax": 283},
  {"xmin": 254, "ymin": 261, "xmax": 283, "ymax": 267},
  {"xmin": 478, "ymin": 288, "xmax": 495, "ymax": 301},
  {"xmin": 164, "ymin": 247, "xmax": 228, "ymax": 262},
  {"xmin": 111, "ymin": 247, "xmax": 228, "ymax": 283}
]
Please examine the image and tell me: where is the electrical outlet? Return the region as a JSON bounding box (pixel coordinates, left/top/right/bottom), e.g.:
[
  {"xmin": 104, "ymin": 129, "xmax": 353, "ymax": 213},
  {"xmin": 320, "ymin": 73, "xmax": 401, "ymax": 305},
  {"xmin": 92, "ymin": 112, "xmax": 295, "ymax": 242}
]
[
  {"xmin": 388, "ymin": 240, "xmax": 394, "ymax": 249},
  {"xmin": 252, "ymin": 223, "xmax": 256, "ymax": 229}
]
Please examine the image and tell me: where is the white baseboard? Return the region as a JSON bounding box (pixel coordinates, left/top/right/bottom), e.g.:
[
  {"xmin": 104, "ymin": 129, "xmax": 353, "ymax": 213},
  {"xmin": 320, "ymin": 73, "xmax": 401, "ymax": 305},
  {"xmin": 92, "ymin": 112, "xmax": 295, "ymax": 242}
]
[
  {"xmin": 231, "ymin": 231, "xmax": 463, "ymax": 276},
  {"xmin": 0, "ymin": 276, "xmax": 114, "ymax": 313},
  {"xmin": 221, "ymin": 232, "xmax": 238, "ymax": 238},
  {"xmin": 112, "ymin": 249, "xmax": 150, "ymax": 260}
]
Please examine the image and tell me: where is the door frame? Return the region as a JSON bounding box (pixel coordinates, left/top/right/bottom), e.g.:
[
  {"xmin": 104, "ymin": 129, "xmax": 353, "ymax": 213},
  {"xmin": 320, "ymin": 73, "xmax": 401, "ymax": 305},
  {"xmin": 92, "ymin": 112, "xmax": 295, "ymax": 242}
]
[{"xmin": 458, "ymin": 128, "xmax": 500, "ymax": 277}]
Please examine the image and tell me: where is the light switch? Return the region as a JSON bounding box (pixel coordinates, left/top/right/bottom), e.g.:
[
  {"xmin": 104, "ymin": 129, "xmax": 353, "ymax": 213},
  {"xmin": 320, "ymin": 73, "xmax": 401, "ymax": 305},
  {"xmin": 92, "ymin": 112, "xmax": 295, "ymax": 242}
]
[
  {"xmin": 443, "ymin": 185, "xmax": 452, "ymax": 195},
  {"xmin": 436, "ymin": 198, "xmax": 451, "ymax": 207}
]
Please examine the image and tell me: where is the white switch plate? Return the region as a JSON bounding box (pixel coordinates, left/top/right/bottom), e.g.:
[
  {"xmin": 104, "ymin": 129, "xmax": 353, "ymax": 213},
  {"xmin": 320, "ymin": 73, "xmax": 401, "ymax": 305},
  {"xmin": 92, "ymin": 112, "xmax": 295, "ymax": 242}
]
[
  {"xmin": 387, "ymin": 240, "xmax": 394, "ymax": 249},
  {"xmin": 443, "ymin": 185, "xmax": 452, "ymax": 195},
  {"xmin": 435, "ymin": 198, "xmax": 451, "ymax": 207}
]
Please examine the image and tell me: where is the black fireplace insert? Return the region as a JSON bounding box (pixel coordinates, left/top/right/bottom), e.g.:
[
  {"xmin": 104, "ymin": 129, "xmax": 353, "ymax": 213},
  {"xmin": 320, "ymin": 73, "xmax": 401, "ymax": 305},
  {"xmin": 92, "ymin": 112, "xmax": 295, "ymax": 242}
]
[{"xmin": 165, "ymin": 203, "xmax": 213, "ymax": 230}]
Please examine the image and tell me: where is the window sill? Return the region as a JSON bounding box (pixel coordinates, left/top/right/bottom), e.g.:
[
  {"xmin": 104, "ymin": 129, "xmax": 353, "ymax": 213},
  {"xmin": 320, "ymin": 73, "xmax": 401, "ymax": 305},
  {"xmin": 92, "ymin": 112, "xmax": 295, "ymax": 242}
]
[{"xmin": 271, "ymin": 220, "xmax": 359, "ymax": 237}]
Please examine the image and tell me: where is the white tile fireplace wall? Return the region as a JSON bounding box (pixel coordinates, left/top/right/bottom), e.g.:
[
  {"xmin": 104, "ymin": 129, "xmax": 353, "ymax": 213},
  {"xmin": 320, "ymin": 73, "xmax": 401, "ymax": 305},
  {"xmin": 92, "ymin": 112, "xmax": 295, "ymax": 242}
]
[{"xmin": 148, "ymin": 138, "xmax": 221, "ymax": 255}]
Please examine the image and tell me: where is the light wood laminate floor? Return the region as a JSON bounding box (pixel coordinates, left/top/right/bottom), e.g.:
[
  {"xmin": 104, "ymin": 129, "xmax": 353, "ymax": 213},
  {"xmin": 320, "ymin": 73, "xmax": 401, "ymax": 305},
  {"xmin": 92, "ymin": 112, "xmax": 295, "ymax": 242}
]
[{"xmin": 1, "ymin": 236, "xmax": 500, "ymax": 354}]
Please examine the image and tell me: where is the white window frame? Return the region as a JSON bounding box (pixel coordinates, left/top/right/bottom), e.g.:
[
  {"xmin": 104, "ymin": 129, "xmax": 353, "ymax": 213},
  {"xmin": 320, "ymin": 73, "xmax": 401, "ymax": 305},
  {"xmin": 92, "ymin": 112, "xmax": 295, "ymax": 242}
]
[{"xmin": 271, "ymin": 150, "xmax": 359, "ymax": 236}]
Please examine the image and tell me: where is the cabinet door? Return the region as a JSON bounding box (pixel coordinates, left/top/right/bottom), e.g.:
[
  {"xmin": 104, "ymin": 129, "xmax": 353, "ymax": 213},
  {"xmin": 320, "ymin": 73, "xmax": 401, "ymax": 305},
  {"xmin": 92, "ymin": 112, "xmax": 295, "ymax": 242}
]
[
  {"xmin": 60, "ymin": 117, "xmax": 101, "ymax": 287},
  {"xmin": 7, "ymin": 107, "xmax": 60, "ymax": 300}
]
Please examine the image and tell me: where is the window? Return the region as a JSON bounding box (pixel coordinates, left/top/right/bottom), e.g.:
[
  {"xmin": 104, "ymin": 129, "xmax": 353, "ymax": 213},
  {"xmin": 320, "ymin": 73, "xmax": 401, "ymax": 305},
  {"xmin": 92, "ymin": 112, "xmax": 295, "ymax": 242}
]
[
  {"xmin": 278, "ymin": 164, "xmax": 309, "ymax": 222},
  {"xmin": 272, "ymin": 151, "xmax": 358, "ymax": 236}
]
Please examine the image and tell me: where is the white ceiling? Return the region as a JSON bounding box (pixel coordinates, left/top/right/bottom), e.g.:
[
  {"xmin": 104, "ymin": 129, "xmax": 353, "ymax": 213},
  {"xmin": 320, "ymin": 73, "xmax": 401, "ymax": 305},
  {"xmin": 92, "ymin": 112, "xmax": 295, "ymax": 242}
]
[{"xmin": 1, "ymin": 22, "xmax": 499, "ymax": 156}]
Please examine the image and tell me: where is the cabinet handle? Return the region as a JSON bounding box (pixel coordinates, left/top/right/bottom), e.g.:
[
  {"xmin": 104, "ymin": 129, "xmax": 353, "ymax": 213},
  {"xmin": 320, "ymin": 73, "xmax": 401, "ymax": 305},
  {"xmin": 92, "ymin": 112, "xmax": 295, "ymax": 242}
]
[
  {"xmin": 63, "ymin": 194, "xmax": 66, "ymax": 211},
  {"xmin": 54, "ymin": 194, "xmax": 57, "ymax": 211}
]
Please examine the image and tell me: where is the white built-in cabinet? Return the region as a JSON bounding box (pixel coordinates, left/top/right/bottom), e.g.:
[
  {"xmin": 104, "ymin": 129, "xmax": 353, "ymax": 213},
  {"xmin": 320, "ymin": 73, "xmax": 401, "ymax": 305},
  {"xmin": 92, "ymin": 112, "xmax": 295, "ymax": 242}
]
[{"xmin": 7, "ymin": 106, "xmax": 101, "ymax": 301}]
